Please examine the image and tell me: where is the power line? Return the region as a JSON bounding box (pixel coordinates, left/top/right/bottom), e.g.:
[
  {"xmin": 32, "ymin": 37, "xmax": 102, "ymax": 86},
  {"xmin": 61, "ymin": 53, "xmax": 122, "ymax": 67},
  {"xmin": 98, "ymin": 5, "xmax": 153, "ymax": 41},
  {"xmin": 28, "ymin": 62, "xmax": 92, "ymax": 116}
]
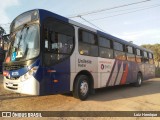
[
  {"xmin": 69, "ymin": 0, "xmax": 151, "ymax": 18},
  {"xmin": 89, "ymin": 4, "xmax": 160, "ymax": 21},
  {"xmin": 93, "ymin": 4, "xmax": 160, "ymax": 16},
  {"xmin": 79, "ymin": 16, "xmax": 105, "ymax": 32}
]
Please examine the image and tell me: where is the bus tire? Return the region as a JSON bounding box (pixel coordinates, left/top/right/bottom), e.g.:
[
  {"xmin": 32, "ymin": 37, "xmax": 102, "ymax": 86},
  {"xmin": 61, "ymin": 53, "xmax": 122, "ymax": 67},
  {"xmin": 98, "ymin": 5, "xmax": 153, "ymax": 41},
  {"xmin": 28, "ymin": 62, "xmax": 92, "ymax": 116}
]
[
  {"xmin": 134, "ymin": 73, "xmax": 142, "ymax": 87},
  {"xmin": 73, "ymin": 75, "xmax": 89, "ymax": 100}
]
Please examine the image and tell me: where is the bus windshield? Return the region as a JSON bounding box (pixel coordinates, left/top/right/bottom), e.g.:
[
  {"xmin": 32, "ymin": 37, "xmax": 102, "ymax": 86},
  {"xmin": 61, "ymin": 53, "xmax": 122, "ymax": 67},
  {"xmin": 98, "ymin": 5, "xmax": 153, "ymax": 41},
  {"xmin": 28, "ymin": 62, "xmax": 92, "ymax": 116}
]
[{"xmin": 6, "ymin": 24, "xmax": 39, "ymax": 62}]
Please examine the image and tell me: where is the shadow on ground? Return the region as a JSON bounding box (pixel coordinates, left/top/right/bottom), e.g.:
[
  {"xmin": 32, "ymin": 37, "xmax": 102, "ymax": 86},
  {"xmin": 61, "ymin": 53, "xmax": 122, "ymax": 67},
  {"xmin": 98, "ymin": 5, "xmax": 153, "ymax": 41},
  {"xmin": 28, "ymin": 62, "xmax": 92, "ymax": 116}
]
[
  {"xmin": 63, "ymin": 79, "xmax": 160, "ymax": 101},
  {"xmin": 87, "ymin": 79, "xmax": 160, "ymax": 101}
]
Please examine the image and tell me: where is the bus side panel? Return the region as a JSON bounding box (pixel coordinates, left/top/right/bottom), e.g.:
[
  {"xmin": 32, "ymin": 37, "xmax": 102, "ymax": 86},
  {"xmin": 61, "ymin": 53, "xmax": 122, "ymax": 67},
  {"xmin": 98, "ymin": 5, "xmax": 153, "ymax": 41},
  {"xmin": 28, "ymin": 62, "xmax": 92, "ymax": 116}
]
[
  {"xmin": 76, "ymin": 54, "xmax": 99, "ymax": 88},
  {"xmin": 105, "ymin": 60, "xmax": 131, "ymax": 86},
  {"xmin": 139, "ymin": 63, "xmax": 145, "ymax": 78},
  {"xmin": 98, "ymin": 58, "xmax": 115, "ymax": 87},
  {"xmin": 143, "ymin": 63, "xmax": 155, "ymax": 80},
  {"xmin": 70, "ymin": 53, "xmax": 99, "ymax": 91},
  {"xmin": 125, "ymin": 61, "xmax": 138, "ymax": 84}
]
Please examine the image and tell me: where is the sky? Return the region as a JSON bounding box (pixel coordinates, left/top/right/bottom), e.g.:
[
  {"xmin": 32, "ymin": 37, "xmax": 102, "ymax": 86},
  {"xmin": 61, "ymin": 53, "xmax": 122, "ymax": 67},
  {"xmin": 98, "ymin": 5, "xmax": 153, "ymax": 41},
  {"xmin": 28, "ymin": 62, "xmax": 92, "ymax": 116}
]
[{"xmin": 0, "ymin": 0, "xmax": 160, "ymax": 46}]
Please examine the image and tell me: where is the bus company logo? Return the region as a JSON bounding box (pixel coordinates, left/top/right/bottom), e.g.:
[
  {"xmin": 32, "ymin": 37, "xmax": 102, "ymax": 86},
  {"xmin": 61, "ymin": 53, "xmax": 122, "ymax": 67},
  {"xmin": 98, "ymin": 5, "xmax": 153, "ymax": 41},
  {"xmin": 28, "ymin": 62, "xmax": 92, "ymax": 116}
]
[
  {"xmin": 100, "ymin": 64, "xmax": 111, "ymax": 70},
  {"xmin": 101, "ymin": 64, "xmax": 105, "ymax": 70}
]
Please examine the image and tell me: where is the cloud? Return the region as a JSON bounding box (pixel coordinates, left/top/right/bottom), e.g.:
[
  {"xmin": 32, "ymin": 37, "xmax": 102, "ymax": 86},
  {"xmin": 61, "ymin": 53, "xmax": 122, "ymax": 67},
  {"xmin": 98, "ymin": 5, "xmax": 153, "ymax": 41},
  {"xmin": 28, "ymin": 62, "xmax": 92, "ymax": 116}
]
[
  {"xmin": 0, "ymin": 0, "xmax": 20, "ymax": 24},
  {"xmin": 118, "ymin": 29, "xmax": 160, "ymax": 45}
]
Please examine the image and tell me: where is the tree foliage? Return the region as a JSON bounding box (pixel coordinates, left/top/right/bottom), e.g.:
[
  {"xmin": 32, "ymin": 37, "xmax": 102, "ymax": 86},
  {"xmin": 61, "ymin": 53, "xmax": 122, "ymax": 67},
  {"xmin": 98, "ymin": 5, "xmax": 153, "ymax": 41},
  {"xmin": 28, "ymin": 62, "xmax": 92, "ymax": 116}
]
[
  {"xmin": 0, "ymin": 26, "xmax": 6, "ymax": 36},
  {"xmin": 0, "ymin": 26, "xmax": 9, "ymax": 42}
]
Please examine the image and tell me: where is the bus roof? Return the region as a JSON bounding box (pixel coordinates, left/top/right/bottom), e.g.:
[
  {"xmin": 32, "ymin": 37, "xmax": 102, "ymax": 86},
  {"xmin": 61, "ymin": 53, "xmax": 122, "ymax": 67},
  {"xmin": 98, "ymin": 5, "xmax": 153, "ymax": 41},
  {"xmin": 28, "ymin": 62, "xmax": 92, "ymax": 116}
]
[{"xmin": 12, "ymin": 9, "xmax": 153, "ymax": 53}]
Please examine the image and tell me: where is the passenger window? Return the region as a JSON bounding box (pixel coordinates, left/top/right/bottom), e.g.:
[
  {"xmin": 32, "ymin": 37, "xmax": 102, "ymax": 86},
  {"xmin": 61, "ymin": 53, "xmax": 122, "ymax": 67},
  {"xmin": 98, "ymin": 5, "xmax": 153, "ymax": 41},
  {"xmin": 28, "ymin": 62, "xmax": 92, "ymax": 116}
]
[
  {"xmin": 114, "ymin": 42, "xmax": 124, "ymax": 51},
  {"xmin": 114, "ymin": 42, "xmax": 126, "ymax": 60},
  {"xmin": 99, "ymin": 37, "xmax": 111, "ymax": 48},
  {"xmin": 149, "ymin": 53, "xmax": 153, "ymax": 59},
  {"xmin": 99, "ymin": 47, "xmax": 113, "ymax": 58},
  {"xmin": 149, "ymin": 53, "xmax": 154, "ymax": 64},
  {"xmin": 98, "ymin": 36, "xmax": 113, "ymax": 59},
  {"xmin": 126, "ymin": 46, "xmax": 133, "ymax": 54},
  {"xmin": 136, "ymin": 49, "xmax": 141, "ymax": 56},
  {"xmin": 126, "ymin": 46, "xmax": 135, "ymax": 62},
  {"xmin": 143, "ymin": 51, "xmax": 149, "ymax": 63},
  {"xmin": 50, "ymin": 33, "xmax": 73, "ymax": 54},
  {"xmin": 144, "ymin": 51, "xmax": 148, "ymax": 58},
  {"xmin": 135, "ymin": 49, "xmax": 142, "ymax": 63},
  {"xmin": 81, "ymin": 31, "xmax": 96, "ymax": 44},
  {"xmin": 79, "ymin": 30, "xmax": 98, "ymax": 57}
]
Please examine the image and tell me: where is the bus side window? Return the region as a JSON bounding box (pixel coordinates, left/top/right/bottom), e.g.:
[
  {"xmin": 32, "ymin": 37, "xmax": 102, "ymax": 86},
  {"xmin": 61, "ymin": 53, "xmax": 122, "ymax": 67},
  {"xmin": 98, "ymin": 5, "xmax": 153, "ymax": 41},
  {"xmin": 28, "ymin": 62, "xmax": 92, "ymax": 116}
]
[
  {"xmin": 135, "ymin": 49, "xmax": 142, "ymax": 63},
  {"xmin": 149, "ymin": 53, "xmax": 154, "ymax": 64},
  {"xmin": 98, "ymin": 36, "xmax": 113, "ymax": 59},
  {"xmin": 50, "ymin": 32, "xmax": 59, "ymax": 52},
  {"xmin": 44, "ymin": 28, "xmax": 49, "ymax": 50},
  {"xmin": 143, "ymin": 51, "xmax": 149, "ymax": 63},
  {"xmin": 114, "ymin": 42, "xmax": 126, "ymax": 60},
  {"xmin": 79, "ymin": 30, "xmax": 98, "ymax": 57},
  {"xmin": 126, "ymin": 46, "xmax": 135, "ymax": 62}
]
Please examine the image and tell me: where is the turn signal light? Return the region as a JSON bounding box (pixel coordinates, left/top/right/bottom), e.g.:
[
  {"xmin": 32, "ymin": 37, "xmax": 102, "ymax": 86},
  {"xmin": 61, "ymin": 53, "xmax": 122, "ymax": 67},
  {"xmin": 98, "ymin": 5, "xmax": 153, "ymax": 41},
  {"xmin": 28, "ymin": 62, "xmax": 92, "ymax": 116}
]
[
  {"xmin": 3, "ymin": 71, "xmax": 9, "ymax": 76},
  {"xmin": 53, "ymin": 80, "xmax": 59, "ymax": 83},
  {"xmin": 47, "ymin": 70, "xmax": 56, "ymax": 73}
]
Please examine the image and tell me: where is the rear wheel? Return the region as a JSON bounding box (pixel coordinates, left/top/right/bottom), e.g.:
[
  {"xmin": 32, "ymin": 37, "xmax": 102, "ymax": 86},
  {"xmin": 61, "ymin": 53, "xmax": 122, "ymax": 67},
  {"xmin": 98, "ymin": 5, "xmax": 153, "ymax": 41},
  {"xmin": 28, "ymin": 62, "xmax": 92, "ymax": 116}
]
[
  {"xmin": 73, "ymin": 75, "xmax": 89, "ymax": 100},
  {"xmin": 134, "ymin": 73, "xmax": 142, "ymax": 87}
]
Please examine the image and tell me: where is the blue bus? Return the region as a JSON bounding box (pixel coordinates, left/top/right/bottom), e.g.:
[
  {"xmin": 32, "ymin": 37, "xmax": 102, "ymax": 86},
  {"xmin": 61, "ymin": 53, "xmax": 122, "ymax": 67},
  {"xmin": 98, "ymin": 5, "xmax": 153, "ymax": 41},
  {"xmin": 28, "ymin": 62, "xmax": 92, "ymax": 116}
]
[{"xmin": 3, "ymin": 9, "xmax": 155, "ymax": 100}]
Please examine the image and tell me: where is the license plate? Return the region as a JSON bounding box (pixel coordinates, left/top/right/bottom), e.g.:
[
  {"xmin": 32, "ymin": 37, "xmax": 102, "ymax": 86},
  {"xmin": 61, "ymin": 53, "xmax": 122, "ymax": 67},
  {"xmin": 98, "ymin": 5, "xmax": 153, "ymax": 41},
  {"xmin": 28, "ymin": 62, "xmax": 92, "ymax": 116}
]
[{"xmin": 7, "ymin": 83, "xmax": 13, "ymax": 87}]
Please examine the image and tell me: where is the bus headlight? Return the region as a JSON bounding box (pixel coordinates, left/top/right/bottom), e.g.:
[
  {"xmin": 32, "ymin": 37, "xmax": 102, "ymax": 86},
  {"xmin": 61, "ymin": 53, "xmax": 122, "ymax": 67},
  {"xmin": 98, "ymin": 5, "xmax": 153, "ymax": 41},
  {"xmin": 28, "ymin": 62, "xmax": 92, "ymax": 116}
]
[{"xmin": 20, "ymin": 66, "xmax": 39, "ymax": 82}]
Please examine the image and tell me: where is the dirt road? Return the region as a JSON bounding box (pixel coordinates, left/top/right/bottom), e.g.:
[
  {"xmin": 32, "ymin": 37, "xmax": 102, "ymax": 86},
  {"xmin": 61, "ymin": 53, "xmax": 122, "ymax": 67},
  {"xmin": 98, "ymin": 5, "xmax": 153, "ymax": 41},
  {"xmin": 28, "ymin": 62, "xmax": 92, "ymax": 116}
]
[{"xmin": 0, "ymin": 75, "xmax": 160, "ymax": 119}]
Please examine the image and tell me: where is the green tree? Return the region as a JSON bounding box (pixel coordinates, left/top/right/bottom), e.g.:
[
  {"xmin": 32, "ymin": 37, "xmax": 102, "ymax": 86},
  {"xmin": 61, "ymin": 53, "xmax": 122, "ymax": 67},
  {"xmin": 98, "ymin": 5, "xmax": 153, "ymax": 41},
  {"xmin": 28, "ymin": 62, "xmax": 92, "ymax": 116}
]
[
  {"xmin": 0, "ymin": 26, "xmax": 6, "ymax": 36},
  {"xmin": 0, "ymin": 26, "xmax": 8, "ymax": 50}
]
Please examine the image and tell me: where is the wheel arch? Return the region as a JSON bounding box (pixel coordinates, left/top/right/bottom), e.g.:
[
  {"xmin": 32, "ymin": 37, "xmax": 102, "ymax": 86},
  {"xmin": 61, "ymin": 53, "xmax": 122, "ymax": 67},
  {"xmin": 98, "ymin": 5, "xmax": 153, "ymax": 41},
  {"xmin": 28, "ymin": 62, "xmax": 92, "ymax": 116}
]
[
  {"xmin": 138, "ymin": 71, "xmax": 143, "ymax": 80},
  {"xmin": 73, "ymin": 70, "xmax": 94, "ymax": 93}
]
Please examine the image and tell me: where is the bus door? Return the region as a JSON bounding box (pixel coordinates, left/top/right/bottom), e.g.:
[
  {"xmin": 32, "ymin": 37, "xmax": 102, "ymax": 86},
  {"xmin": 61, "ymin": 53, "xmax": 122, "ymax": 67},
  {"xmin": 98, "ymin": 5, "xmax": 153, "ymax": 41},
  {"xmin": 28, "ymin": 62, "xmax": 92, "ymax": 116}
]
[{"xmin": 42, "ymin": 20, "xmax": 74, "ymax": 94}]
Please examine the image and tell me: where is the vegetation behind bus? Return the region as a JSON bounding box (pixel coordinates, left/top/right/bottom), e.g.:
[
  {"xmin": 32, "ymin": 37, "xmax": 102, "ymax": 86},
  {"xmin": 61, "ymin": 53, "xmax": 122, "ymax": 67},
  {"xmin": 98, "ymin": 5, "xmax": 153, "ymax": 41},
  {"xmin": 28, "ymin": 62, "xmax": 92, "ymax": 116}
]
[{"xmin": 0, "ymin": 26, "xmax": 9, "ymax": 73}]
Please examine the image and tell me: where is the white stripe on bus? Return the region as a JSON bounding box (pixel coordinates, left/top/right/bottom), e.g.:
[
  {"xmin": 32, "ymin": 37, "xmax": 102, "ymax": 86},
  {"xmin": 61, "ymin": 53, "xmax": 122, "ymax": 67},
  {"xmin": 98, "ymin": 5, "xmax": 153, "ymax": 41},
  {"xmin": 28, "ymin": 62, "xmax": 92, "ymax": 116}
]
[
  {"xmin": 108, "ymin": 61, "xmax": 118, "ymax": 86},
  {"xmin": 115, "ymin": 61, "xmax": 124, "ymax": 85}
]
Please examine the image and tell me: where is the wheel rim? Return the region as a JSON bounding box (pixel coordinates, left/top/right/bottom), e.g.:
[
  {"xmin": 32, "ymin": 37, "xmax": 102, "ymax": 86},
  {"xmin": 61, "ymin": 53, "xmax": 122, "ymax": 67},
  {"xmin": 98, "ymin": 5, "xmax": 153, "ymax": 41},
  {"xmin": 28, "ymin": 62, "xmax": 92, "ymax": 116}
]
[
  {"xmin": 80, "ymin": 80, "xmax": 88, "ymax": 96},
  {"xmin": 138, "ymin": 76, "xmax": 142, "ymax": 85}
]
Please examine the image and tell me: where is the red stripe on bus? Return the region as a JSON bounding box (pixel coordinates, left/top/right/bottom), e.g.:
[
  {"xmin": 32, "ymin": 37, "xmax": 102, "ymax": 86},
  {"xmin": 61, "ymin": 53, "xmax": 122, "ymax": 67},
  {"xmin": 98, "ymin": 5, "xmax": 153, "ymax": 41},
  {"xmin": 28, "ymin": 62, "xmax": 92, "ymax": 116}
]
[{"xmin": 120, "ymin": 64, "xmax": 128, "ymax": 85}]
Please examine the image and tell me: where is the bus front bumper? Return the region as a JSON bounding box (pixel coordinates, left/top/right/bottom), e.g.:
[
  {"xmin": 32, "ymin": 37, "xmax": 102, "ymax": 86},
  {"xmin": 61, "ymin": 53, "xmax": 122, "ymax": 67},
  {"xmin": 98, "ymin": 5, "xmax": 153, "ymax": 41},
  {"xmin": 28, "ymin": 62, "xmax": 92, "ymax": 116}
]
[{"xmin": 3, "ymin": 75, "xmax": 40, "ymax": 95}]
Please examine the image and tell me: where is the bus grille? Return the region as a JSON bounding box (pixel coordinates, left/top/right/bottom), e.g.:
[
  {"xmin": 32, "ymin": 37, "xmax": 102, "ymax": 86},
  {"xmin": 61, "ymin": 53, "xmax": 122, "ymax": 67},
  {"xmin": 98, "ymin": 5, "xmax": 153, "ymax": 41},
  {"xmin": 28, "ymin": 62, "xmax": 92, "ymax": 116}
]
[
  {"xmin": 6, "ymin": 76, "xmax": 20, "ymax": 80},
  {"xmin": 4, "ymin": 64, "xmax": 26, "ymax": 71}
]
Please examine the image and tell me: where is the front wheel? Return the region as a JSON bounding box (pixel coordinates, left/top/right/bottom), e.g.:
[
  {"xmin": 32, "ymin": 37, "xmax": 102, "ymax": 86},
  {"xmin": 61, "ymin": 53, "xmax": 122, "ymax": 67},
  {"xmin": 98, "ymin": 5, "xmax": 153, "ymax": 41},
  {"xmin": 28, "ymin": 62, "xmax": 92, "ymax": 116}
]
[
  {"xmin": 134, "ymin": 73, "xmax": 142, "ymax": 87},
  {"xmin": 73, "ymin": 75, "xmax": 89, "ymax": 100}
]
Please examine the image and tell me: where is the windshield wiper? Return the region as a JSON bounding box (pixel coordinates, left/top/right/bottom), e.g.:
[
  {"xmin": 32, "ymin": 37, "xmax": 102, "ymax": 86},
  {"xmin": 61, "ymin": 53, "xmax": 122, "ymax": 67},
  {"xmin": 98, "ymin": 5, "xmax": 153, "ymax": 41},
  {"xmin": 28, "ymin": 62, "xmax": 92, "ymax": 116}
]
[{"xmin": 17, "ymin": 24, "xmax": 29, "ymax": 50}]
